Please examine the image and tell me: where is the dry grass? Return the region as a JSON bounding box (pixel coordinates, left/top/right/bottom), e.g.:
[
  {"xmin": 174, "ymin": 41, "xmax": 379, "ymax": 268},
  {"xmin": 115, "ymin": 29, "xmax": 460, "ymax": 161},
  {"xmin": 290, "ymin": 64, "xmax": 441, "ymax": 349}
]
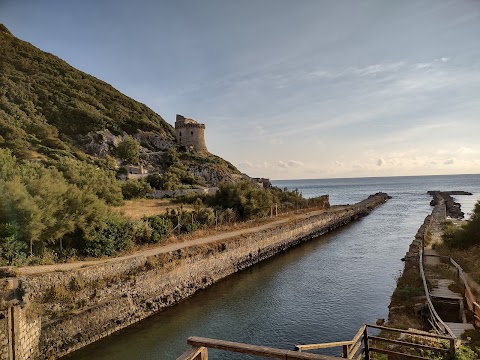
[{"xmin": 114, "ymin": 198, "xmax": 194, "ymax": 220}]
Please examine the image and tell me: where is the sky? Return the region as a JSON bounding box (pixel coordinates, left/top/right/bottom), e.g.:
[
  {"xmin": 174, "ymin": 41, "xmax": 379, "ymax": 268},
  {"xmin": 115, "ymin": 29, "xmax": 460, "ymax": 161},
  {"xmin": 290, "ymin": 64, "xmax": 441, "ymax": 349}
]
[{"xmin": 1, "ymin": 0, "xmax": 480, "ymax": 180}]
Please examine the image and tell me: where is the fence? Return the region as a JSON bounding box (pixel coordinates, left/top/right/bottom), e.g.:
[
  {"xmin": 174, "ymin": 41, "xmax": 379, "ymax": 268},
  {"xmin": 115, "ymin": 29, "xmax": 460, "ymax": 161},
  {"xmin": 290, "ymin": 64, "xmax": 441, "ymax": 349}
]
[
  {"xmin": 177, "ymin": 336, "xmax": 339, "ymax": 360},
  {"xmin": 425, "ymin": 254, "xmax": 480, "ymax": 328},
  {"xmin": 177, "ymin": 324, "xmax": 455, "ymax": 360},
  {"xmin": 296, "ymin": 324, "xmax": 455, "ymax": 360}
]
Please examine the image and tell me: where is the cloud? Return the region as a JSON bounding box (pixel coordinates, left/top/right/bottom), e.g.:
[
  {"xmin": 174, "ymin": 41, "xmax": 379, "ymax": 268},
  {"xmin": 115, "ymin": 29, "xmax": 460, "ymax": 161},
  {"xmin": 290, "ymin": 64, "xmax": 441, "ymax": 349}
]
[
  {"xmin": 444, "ymin": 159, "xmax": 454, "ymax": 165},
  {"xmin": 253, "ymin": 125, "xmax": 265, "ymax": 135},
  {"xmin": 415, "ymin": 63, "xmax": 432, "ymax": 69},
  {"xmin": 267, "ymin": 137, "xmax": 283, "ymax": 145},
  {"xmin": 278, "ymin": 160, "xmax": 304, "ymax": 168},
  {"xmin": 287, "ymin": 160, "xmax": 303, "ymax": 167},
  {"xmin": 377, "ymin": 158, "xmax": 384, "ymax": 166},
  {"xmin": 238, "ymin": 160, "xmax": 272, "ymax": 169},
  {"xmin": 435, "ymin": 57, "xmax": 450, "ymax": 63}
]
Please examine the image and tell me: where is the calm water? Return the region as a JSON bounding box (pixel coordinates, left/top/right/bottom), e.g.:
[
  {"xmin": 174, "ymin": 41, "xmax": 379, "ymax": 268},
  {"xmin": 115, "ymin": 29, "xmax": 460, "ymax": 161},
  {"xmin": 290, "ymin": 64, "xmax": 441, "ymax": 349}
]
[{"xmin": 67, "ymin": 174, "xmax": 480, "ymax": 360}]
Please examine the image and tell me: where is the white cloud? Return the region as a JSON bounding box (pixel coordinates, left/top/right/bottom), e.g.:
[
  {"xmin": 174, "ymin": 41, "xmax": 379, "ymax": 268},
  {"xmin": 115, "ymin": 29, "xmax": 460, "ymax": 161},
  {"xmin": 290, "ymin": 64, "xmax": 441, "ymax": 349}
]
[
  {"xmin": 267, "ymin": 137, "xmax": 283, "ymax": 145},
  {"xmin": 444, "ymin": 159, "xmax": 454, "ymax": 165},
  {"xmin": 287, "ymin": 160, "xmax": 303, "ymax": 168}
]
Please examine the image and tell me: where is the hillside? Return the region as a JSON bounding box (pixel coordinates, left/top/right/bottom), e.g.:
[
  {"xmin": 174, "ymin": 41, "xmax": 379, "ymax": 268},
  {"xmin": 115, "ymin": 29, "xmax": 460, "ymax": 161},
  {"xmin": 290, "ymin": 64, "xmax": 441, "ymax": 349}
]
[{"xmin": 0, "ymin": 24, "xmax": 243, "ymax": 185}]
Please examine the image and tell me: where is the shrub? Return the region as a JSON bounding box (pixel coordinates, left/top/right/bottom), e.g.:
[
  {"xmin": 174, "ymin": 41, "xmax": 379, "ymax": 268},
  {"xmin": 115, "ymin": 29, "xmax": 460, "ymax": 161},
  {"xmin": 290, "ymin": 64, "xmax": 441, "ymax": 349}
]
[
  {"xmin": 116, "ymin": 136, "xmax": 140, "ymax": 164},
  {"xmin": 443, "ymin": 201, "xmax": 480, "ymax": 249},
  {"xmin": 147, "ymin": 216, "xmax": 173, "ymax": 243},
  {"xmin": 121, "ymin": 179, "xmax": 151, "ymax": 199},
  {"xmin": 83, "ymin": 216, "xmax": 134, "ymax": 257}
]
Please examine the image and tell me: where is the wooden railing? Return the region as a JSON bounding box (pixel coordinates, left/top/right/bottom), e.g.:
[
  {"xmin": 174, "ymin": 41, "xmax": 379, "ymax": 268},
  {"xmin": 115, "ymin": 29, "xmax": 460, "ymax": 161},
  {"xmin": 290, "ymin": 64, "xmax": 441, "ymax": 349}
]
[
  {"xmin": 296, "ymin": 324, "xmax": 455, "ymax": 360},
  {"xmin": 177, "ymin": 324, "xmax": 456, "ymax": 360},
  {"xmin": 177, "ymin": 336, "xmax": 340, "ymax": 359},
  {"xmin": 296, "ymin": 324, "xmax": 367, "ymax": 359},
  {"xmin": 424, "ymin": 254, "xmax": 480, "ymax": 328},
  {"xmin": 419, "ymin": 250, "xmax": 456, "ymax": 338}
]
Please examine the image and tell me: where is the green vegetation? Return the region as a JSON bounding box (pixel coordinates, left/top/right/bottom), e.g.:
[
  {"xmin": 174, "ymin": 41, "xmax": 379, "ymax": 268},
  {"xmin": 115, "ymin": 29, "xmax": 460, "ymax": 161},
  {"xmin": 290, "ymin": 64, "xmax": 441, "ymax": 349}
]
[
  {"xmin": 116, "ymin": 136, "xmax": 140, "ymax": 163},
  {"xmin": 177, "ymin": 180, "xmax": 329, "ymax": 221},
  {"xmin": 146, "ymin": 149, "xmax": 207, "ymax": 190},
  {"xmin": 121, "ymin": 179, "xmax": 151, "ymax": 200},
  {"xmin": 438, "ymin": 201, "xmax": 480, "ymax": 284},
  {"xmin": 0, "ymin": 25, "xmax": 173, "ymax": 161},
  {"xmin": 442, "ymin": 201, "xmax": 480, "ymax": 249}
]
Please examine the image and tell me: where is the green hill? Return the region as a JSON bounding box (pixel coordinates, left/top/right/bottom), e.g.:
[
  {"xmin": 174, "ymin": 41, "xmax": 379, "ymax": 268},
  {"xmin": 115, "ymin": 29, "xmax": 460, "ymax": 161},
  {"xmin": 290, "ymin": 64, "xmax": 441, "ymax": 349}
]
[
  {"xmin": 0, "ymin": 24, "xmax": 175, "ymax": 156},
  {"xmin": 0, "ymin": 24, "xmax": 250, "ymax": 263},
  {"xmin": 0, "ymin": 24, "xmax": 242, "ymax": 185}
]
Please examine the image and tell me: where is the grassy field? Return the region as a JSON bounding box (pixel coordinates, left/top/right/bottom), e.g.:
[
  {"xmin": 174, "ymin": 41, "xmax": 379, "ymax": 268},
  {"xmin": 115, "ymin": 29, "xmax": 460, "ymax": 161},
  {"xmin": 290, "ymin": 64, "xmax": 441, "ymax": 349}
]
[{"xmin": 114, "ymin": 198, "xmax": 194, "ymax": 219}]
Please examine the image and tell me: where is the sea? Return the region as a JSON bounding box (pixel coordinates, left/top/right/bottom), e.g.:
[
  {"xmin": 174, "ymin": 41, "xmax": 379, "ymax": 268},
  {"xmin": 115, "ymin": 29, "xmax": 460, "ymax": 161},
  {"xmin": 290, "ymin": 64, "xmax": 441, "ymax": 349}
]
[{"xmin": 67, "ymin": 174, "xmax": 480, "ymax": 360}]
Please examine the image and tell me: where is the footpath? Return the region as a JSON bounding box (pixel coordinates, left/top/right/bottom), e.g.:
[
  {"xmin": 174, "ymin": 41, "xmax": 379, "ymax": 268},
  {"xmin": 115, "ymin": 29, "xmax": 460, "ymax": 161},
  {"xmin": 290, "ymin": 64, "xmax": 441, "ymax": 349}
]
[{"xmin": 16, "ymin": 205, "xmax": 348, "ymax": 276}]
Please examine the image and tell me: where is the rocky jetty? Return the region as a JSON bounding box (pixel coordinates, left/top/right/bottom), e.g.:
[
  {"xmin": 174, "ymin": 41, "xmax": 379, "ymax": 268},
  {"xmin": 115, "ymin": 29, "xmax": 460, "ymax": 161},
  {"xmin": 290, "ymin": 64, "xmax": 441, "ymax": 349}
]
[{"xmin": 427, "ymin": 191, "xmax": 472, "ymax": 219}]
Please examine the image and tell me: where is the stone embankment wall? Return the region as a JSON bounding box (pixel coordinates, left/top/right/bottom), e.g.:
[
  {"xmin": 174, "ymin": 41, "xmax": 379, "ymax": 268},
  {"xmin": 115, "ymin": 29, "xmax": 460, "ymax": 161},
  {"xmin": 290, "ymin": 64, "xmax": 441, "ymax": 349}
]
[
  {"xmin": 387, "ymin": 195, "xmax": 446, "ymax": 326},
  {"xmin": 0, "ymin": 307, "xmax": 41, "ymax": 360},
  {"xmin": 4, "ymin": 193, "xmax": 389, "ymax": 360}
]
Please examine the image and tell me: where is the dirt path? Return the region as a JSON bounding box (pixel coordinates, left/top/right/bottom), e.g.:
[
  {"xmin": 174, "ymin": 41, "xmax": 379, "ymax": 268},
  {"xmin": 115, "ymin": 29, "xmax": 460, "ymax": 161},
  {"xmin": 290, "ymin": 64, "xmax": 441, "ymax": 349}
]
[{"xmin": 17, "ymin": 206, "xmax": 349, "ymax": 276}]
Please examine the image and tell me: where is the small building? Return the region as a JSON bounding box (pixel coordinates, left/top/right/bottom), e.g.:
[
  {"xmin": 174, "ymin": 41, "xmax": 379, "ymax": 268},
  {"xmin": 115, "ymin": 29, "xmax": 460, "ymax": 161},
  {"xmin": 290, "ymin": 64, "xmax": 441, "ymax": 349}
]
[{"xmin": 175, "ymin": 114, "xmax": 208, "ymax": 152}]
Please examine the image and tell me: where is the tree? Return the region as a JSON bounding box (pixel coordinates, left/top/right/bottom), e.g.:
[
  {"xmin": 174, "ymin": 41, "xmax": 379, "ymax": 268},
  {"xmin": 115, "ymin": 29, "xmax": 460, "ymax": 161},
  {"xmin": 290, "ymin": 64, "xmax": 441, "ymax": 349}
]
[
  {"xmin": 116, "ymin": 136, "xmax": 139, "ymax": 163},
  {"xmin": 0, "ymin": 224, "xmax": 27, "ymax": 264}
]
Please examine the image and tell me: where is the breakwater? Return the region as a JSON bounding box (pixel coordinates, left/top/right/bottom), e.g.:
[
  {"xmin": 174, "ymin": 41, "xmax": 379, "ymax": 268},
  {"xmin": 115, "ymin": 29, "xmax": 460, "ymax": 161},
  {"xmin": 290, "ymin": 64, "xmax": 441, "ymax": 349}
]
[{"xmin": 0, "ymin": 193, "xmax": 389, "ymax": 360}]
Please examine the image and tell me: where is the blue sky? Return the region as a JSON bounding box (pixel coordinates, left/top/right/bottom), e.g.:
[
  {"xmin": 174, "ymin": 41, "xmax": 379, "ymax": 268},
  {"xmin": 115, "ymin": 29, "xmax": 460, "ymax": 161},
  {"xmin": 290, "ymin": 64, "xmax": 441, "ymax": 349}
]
[{"xmin": 1, "ymin": 0, "xmax": 480, "ymax": 179}]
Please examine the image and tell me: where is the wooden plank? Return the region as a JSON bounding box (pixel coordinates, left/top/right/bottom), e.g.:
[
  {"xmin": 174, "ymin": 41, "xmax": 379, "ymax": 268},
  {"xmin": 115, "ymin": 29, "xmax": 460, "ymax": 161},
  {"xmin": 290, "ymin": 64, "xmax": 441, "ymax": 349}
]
[
  {"xmin": 350, "ymin": 325, "xmax": 366, "ymax": 345},
  {"xmin": 347, "ymin": 341, "xmax": 363, "ymax": 359},
  {"xmin": 176, "ymin": 347, "xmax": 206, "ymax": 360},
  {"xmin": 369, "ymin": 347, "xmax": 432, "ymax": 360},
  {"xmin": 365, "ymin": 324, "xmax": 452, "ymax": 340},
  {"xmin": 296, "ymin": 341, "xmax": 353, "ymax": 351},
  {"xmin": 443, "ymin": 322, "xmax": 475, "ymax": 338},
  {"xmin": 368, "ymin": 336, "xmax": 448, "ymax": 353},
  {"xmin": 187, "ymin": 337, "xmax": 340, "ymax": 360}
]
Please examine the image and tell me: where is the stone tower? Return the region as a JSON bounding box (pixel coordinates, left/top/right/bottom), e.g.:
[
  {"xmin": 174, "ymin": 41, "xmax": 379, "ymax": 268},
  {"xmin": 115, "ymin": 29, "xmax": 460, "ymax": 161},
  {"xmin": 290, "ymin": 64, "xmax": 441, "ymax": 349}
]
[{"xmin": 175, "ymin": 114, "xmax": 208, "ymax": 152}]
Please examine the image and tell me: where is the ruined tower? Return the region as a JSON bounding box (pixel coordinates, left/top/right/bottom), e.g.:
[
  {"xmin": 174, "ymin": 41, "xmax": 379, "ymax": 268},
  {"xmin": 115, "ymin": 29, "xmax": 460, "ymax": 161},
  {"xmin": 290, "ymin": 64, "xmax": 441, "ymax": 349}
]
[{"xmin": 175, "ymin": 114, "xmax": 208, "ymax": 152}]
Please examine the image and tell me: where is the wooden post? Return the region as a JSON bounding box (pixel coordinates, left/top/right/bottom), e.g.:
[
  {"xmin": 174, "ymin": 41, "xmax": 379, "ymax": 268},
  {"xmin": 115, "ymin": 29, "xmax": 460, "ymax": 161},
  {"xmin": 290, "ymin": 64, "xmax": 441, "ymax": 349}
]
[
  {"xmin": 342, "ymin": 344, "xmax": 348, "ymax": 358},
  {"xmin": 363, "ymin": 326, "xmax": 370, "ymax": 360},
  {"xmin": 195, "ymin": 347, "xmax": 208, "ymax": 360},
  {"xmin": 449, "ymin": 338, "xmax": 455, "ymax": 358}
]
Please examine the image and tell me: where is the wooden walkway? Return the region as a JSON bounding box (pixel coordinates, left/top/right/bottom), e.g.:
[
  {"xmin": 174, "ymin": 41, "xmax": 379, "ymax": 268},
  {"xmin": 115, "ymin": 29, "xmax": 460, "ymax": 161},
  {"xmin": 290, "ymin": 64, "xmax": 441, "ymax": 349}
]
[
  {"xmin": 430, "ymin": 279, "xmax": 463, "ymax": 300},
  {"xmin": 429, "ymin": 277, "xmax": 474, "ymax": 337},
  {"xmin": 444, "ymin": 322, "xmax": 475, "ymax": 338},
  {"xmin": 423, "ymin": 250, "xmax": 476, "ymax": 338}
]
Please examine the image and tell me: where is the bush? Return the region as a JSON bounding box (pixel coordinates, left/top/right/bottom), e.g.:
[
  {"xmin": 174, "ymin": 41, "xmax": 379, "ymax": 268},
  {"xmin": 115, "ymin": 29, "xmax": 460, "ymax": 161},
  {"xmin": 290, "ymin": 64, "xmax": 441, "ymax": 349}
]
[
  {"xmin": 147, "ymin": 216, "xmax": 173, "ymax": 243},
  {"xmin": 121, "ymin": 179, "xmax": 151, "ymax": 199},
  {"xmin": 116, "ymin": 136, "xmax": 139, "ymax": 163},
  {"xmin": 83, "ymin": 216, "xmax": 134, "ymax": 257}
]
